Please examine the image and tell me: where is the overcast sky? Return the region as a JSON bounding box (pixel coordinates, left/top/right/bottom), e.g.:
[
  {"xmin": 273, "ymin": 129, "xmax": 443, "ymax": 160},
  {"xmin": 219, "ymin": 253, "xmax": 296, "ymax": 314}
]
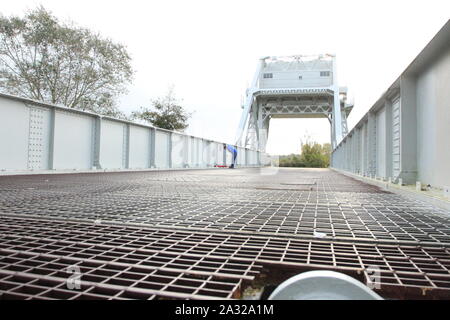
[{"xmin": 2, "ymin": 0, "xmax": 449, "ymax": 154}]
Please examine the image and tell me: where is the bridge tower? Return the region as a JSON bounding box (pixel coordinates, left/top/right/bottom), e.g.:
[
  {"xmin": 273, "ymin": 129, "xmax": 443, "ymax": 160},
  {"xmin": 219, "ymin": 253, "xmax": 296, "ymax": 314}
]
[{"xmin": 235, "ymin": 54, "xmax": 353, "ymax": 151}]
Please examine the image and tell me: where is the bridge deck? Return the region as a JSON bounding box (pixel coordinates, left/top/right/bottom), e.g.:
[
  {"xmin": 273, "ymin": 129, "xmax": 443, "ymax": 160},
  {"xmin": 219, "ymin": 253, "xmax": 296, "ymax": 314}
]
[{"xmin": 1, "ymin": 168, "xmax": 450, "ymax": 299}]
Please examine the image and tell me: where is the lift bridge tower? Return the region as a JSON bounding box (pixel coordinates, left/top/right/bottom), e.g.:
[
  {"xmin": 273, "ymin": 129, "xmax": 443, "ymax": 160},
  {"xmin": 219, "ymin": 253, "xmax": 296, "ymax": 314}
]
[{"xmin": 235, "ymin": 54, "xmax": 353, "ymax": 151}]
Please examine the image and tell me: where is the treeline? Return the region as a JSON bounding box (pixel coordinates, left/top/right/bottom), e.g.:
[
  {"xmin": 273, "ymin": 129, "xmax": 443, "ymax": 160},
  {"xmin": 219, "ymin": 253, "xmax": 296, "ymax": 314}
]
[{"xmin": 277, "ymin": 142, "xmax": 331, "ymax": 168}]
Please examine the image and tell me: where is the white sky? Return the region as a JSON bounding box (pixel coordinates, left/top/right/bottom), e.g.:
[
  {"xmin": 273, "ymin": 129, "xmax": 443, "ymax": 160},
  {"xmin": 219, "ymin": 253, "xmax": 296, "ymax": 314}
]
[{"xmin": 2, "ymin": 0, "xmax": 449, "ymax": 155}]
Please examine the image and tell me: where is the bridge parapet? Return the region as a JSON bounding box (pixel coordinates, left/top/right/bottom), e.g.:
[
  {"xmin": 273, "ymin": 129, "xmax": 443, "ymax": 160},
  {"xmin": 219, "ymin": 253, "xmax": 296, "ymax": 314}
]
[
  {"xmin": 0, "ymin": 93, "xmax": 265, "ymax": 173},
  {"xmin": 332, "ymin": 21, "xmax": 450, "ymax": 190}
]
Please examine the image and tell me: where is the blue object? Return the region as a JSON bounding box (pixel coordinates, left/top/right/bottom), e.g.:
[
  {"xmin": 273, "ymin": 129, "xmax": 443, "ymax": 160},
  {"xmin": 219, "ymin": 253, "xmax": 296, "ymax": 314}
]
[
  {"xmin": 226, "ymin": 144, "xmax": 238, "ymax": 168},
  {"xmin": 226, "ymin": 144, "xmax": 237, "ymax": 154}
]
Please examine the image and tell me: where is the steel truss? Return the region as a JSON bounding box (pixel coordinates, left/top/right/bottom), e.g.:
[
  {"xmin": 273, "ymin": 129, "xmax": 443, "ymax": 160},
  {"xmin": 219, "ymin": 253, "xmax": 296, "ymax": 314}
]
[{"xmin": 235, "ymin": 55, "xmax": 353, "ymax": 151}]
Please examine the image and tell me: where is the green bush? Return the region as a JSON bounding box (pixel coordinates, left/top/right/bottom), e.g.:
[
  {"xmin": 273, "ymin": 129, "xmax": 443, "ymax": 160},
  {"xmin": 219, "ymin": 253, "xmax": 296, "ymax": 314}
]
[{"xmin": 278, "ymin": 142, "xmax": 331, "ymax": 168}]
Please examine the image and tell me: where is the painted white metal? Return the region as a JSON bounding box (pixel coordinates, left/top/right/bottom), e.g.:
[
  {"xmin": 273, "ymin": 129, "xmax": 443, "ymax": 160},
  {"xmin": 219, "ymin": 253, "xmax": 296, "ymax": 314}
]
[
  {"xmin": 361, "ymin": 123, "xmax": 368, "ymax": 175},
  {"xmin": 199, "ymin": 139, "xmax": 205, "ymax": 167},
  {"xmin": 368, "ymin": 112, "xmax": 377, "ymax": 177},
  {"xmin": 392, "ymin": 98, "xmax": 401, "ymax": 179},
  {"xmin": 331, "ymin": 55, "xmax": 343, "ymax": 145},
  {"xmin": 237, "ymin": 147, "xmax": 246, "ymax": 166},
  {"xmin": 154, "ymin": 131, "xmax": 169, "ymax": 168},
  {"xmin": 191, "ymin": 137, "xmax": 199, "ymax": 167},
  {"xmin": 235, "ymin": 58, "xmax": 265, "ymax": 147},
  {"xmin": 218, "ymin": 142, "xmax": 226, "ymax": 166},
  {"xmin": 225, "ymin": 146, "xmax": 232, "ymax": 166},
  {"xmin": 376, "ymin": 107, "xmax": 387, "ymax": 178},
  {"xmin": 331, "ymin": 20, "xmax": 450, "ymax": 189},
  {"xmin": 355, "ymin": 129, "xmax": 361, "ymax": 174},
  {"xmin": 182, "ymin": 135, "xmax": 190, "ymax": 168},
  {"xmin": 250, "ymin": 150, "xmax": 258, "ymax": 165},
  {"xmin": 27, "ymin": 107, "xmax": 52, "ymax": 170},
  {"xmin": 0, "ymin": 92, "xmax": 267, "ymax": 174},
  {"xmin": 0, "ymin": 99, "xmax": 31, "ymax": 170},
  {"xmin": 171, "ymin": 133, "xmax": 185, "ymax": 168},
  {"xmin": 269, "ymin": 270, "xmax": 382, "ymax": 300},
  {"xmin": 100, "ymin": 120, "xmax": 125, "ymax": 169},
  {"xmin": 200, "ymin": 140, "xmax": 208, "ymax": 167},
  {"xmin": 129, "ymin": 126, "xmax": 150, "ymax": 169},
  {"xmin": 208, "ymin": 141, "xmax": 215, "ymax": 167},
  {"xmin": 53, "ymin": 111, "xmax": 94, "ymax": 170},
  {"xmin": 236, "ymin": 54, "xmax": 352, "ymax": 151},
  {"xmin": 209, "ymin": 142, "xmax": 221, "ymax": 166}
]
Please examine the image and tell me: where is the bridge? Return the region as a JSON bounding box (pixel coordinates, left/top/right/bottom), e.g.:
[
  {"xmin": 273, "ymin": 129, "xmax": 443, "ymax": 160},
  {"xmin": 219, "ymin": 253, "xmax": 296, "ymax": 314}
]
[
  {"xmin": 235, "ymin": 54, "xmax": 353, "ymax": 151},
  {"xmin": 0, "ymin": 20, "xmax": 449, "ymax": 300}
]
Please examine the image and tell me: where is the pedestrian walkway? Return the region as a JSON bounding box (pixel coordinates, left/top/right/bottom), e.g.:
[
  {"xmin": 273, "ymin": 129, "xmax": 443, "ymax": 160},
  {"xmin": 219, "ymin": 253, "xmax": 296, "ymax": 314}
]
[{"xmin": 1, "ymin": 168, "xmax": 449, "ymax": 299}]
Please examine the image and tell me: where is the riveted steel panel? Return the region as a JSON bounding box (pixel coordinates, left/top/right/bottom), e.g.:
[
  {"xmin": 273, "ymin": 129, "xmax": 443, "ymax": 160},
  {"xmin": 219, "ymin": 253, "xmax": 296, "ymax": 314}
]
[
  {"xmin": 27, "ymin": 107, "xmax": 51, "ymax": 170},
  {"xmin": 392, "ymin": 98, "xmax": 401, "ymax": 179}
]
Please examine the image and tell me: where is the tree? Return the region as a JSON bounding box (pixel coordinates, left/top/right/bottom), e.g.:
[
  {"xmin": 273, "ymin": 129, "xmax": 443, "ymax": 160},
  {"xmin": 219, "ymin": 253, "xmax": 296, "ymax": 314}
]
[
  {"xmin": 278, "ymin": 142, "xmax": 331, "ymax": 168},
  {"xmin": 132, "ymin": 88, "xmax": 192, "ymax": 131},
  {"xmin": 278, "ymin": 154, "xmax": 305, "ymax": 167},
  {"xmin": 299, "ymin": 141, "xmax": 331, "ymax": 167},
  {"xmin": 0, "ymin": 7, "xmax": 133, "ymax": 116}
]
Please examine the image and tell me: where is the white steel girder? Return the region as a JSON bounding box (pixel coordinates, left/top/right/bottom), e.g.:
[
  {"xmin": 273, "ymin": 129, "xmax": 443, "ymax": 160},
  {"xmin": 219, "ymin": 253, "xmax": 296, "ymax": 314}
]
[{"xmin": 235, "ymin": 55, "xmax": 352, "ymax": 152}]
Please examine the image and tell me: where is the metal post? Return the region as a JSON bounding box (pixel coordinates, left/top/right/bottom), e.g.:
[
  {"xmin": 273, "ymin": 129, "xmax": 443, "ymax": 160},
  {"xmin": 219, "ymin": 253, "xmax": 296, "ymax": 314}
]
[
  {"xmin": 223, "ymin": 143, "xmax": 227, "ymax": 166},
  {"xmin": 149, "ymin": 128, "xmax": 156, "ymax": 168},
  {"xmin": 48, "ymin": 107, "xmax": 56, "ymax": 170},
  {"xmin": 168, "ymin": 132, "xmax": 173, "ymax": 168},
  {"xmin": 124, "ymin": 124, "xmax": 130, "ymax": 169},
  {"xmin": 183, "ymin": 135, "xmax": 189, "ymax": 168},
  {"xmin": 367, "ymin": 112, "xmax": 377, "ymax": 176},
  {"xmin": 332, "ymin": 56, "xmax": 343, "ymax": 148},
  {"xmin": 361, "ymin": 122, "xmax": 368, "ymax": 176},
  {"xmin": 93, "ymin": 116, "xmax": 102, "ymax": 169},
  {"xmin": 384, "ymin": 99, "xmax": 393, "ymax": 179}
]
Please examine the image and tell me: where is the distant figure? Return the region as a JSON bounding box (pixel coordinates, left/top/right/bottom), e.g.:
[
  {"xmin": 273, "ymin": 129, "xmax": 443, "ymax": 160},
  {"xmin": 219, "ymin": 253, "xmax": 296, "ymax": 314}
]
[{"xmin": 224, "ymin": 144, "xmax": 238, "ymax": 168}]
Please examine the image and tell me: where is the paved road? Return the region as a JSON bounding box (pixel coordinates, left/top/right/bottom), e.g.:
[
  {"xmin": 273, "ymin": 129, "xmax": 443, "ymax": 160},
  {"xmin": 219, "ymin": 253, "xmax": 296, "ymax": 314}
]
[{"xmin": 1, "ymin": 168, "xmax": 450, "ymax": 299}]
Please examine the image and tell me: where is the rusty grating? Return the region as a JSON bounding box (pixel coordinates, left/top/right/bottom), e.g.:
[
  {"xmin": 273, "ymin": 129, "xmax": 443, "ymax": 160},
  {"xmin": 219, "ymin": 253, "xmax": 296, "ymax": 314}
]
[
  {"xmin": 1, "ymin": 215, "xmax": 450, "ymax": 299},
  {"xmin": 1, "ymin": 168, "xmax": 450, "ymax": 299},
  {"xmin": 1, "ymin": 189, "xmax": 449, "ymax": 244}
]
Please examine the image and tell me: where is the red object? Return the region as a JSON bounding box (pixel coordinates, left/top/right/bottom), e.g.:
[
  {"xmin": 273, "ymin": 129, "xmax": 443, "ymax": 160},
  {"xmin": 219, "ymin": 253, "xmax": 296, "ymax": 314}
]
[{"xmin": 214, "ymin": 165, "xmax": 228, "ymax": 168}]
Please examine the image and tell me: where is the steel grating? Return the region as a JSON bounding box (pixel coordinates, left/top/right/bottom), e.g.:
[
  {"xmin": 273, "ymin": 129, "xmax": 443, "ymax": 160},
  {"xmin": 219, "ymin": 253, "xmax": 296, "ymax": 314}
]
[
  {"xmin": 1, "ymin": 215, "xmax": 450, "ymax": 299},
  {"xmin": 1, "ymin": 168, "xmax": 450, "ymax": 299},
  {"xmin": 1, "ymin": 187, "xmax": 449, "ymax": 244}
]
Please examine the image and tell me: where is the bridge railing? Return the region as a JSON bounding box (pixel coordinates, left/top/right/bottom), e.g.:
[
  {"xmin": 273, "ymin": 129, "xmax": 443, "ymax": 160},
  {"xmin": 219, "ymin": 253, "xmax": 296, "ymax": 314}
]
[
  {"xmin": 0, "ymin": 93, "xmax": 265, "ymax": 173},
  {"xmin": 331, "ymin": 20, "xmax": 450, "ymax": 190}
]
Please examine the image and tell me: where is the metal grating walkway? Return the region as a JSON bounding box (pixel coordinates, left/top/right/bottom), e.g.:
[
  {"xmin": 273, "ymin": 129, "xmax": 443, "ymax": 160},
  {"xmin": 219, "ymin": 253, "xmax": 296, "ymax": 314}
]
[{"xmin": 1, "ymin": 168, "xmax": 450, "ymax": 299}]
